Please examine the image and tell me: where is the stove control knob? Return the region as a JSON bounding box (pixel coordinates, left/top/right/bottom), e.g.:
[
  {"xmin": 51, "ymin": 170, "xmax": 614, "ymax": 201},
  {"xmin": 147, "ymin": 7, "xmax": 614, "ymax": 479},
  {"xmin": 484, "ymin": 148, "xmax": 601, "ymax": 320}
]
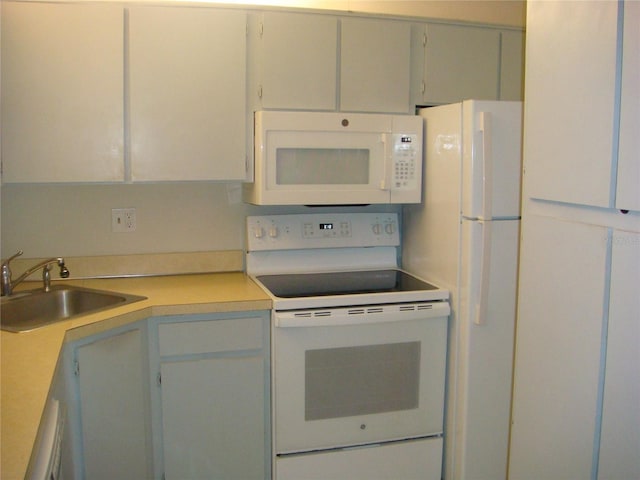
[
  {"xmin": 385, "ymin": 222, "xmax": 396, "ymax": 235},
  {"xmin": 372, "ymin": 223, "xmax": 383, "ymax": 235},
  {"xmin": 253, "ymin": 226, "xmax": 265, "ymax": 239},
  {"xmin": 269, "ymin": 226, "xmax": 279, "ymax": 238}
]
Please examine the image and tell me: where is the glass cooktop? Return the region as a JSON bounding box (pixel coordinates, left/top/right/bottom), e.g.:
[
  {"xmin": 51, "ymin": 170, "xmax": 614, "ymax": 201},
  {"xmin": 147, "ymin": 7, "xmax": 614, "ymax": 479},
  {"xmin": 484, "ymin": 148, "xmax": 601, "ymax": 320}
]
[{"xmin": 256, "ymin": 269, "xmax": 439, "ymax": 298}]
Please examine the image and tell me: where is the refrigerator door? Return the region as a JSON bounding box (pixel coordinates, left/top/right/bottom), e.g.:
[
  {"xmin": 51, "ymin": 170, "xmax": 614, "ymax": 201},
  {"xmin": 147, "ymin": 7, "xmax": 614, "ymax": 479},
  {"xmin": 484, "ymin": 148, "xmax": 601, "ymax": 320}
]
[
  {"xmin": 406, "ymin": 103, "xmax": 463, "ymax": 292},
  {"xmin": 461, "ymin": 100, "xmax": 522, "ymax": 220},
  {"xmin": 452, "ymin": 217, "xmax": 519, "ymax": 479}
]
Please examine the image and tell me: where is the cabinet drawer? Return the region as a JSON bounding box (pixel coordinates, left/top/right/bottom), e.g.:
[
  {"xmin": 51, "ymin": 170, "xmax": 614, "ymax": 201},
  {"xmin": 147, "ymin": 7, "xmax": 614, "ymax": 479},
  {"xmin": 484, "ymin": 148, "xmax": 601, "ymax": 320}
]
[{"xmin": 159, "ymin": 317, "xmax": 263, "ymax": 356}]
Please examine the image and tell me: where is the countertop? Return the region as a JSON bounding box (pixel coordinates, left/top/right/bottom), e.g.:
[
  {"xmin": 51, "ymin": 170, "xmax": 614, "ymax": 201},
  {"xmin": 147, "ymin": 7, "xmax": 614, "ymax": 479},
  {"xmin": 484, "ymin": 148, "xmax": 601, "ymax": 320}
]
[{"xmin": 0, "ymin": 272, "xmax": 271, "ymax": 479}]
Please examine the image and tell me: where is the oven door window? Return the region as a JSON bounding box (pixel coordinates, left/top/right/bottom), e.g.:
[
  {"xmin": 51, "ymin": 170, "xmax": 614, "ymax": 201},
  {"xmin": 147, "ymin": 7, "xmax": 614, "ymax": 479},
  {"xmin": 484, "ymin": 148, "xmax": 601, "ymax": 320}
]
[{"xmin": 305, "ymin": 342, "xmax": 420, "ymax": 420}]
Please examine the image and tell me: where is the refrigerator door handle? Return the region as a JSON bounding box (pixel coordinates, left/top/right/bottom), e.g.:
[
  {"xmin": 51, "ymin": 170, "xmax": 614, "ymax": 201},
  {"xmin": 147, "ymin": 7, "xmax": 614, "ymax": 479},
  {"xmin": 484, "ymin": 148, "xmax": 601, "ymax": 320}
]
[
  {"xmin": 478, "ymin": 112, "xmax": 493, "ymax": 220},
  {"xmin": 474, "ymin": 219, "xmax": 492, "ymax": 326}
]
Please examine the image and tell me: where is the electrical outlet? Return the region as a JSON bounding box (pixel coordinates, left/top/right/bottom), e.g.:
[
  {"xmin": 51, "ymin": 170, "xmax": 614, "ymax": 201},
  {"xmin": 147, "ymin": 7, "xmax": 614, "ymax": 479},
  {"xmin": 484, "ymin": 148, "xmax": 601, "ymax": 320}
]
[{"xmin": 112, "ymin": 208, "xmax": 136, "ymax": 232}]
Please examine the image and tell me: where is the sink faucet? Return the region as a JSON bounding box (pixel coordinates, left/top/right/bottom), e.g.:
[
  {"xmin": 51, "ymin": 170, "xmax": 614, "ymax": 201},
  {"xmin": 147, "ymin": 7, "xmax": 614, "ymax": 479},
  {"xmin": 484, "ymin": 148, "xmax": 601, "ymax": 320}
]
[{"xmin": 1, "ymin": 250, "xmax": 70, "ymax": 296}]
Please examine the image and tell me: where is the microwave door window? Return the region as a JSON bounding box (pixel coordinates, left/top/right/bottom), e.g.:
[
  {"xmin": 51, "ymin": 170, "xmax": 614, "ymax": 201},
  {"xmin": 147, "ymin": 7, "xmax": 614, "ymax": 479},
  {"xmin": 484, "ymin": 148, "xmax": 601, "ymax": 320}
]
[{"xmin": 276, "ymin": 148, "xmax": 370, "ymax": 185}]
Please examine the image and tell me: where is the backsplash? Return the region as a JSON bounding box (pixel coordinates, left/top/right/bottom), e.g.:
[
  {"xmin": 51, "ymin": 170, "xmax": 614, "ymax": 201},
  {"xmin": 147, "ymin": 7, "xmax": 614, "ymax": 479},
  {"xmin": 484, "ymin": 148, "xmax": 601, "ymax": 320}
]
[
  {"xmin": 1, "ymin": 183, "xmax": 247, "ymax": 258},
  {"xmin": 9, "ymin": 250, "xmax": 244, "ymax": 279},
  {"xmin": 1, "ymin": 183, "xmax": 398, "ymax": 260}
]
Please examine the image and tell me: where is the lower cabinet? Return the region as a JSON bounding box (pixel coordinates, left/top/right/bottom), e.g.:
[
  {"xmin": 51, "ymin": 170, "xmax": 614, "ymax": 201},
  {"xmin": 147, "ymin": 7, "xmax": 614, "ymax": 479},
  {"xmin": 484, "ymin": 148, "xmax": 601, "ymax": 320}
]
[
  {"xmin": 68, "ymin": 310, "xmax": 270, "ymax": 480},
  {"xmin": 510, "ymin": 215, "xmax": 640, "ymax": 479},
  {"xmin": 598, "ymin": 230, "xmax": 640, "ymax": 479},
  {"xmin": 150, "ymin": 312, "xmax": 271, "ymax": 480},
  {"xmin": 71, "ymin": 323, "xmax": 152, "ymax": 479}
]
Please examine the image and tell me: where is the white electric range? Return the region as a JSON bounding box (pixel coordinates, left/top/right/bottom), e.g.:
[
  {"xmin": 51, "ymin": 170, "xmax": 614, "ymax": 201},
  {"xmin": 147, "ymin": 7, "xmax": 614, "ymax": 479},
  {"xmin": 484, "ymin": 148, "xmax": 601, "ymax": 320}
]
[{"xmin": 246, "ymin": 213, "xmax": 450, "ymax": 480}]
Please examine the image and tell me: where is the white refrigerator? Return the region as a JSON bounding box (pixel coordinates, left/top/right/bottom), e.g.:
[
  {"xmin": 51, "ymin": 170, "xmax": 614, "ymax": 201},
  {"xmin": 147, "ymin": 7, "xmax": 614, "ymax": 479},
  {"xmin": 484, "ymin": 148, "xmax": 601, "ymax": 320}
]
[{"xmin": 402, "ymin": 100, "xmax": 522, "ymax": 480}]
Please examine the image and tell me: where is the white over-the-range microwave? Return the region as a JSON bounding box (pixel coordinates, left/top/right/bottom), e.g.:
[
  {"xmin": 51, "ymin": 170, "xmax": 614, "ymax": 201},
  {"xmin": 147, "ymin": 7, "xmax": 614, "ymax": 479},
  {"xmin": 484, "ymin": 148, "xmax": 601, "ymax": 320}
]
[{"xmin": 243, "ymin": 110, "xmax": 423, "ymax": 205}]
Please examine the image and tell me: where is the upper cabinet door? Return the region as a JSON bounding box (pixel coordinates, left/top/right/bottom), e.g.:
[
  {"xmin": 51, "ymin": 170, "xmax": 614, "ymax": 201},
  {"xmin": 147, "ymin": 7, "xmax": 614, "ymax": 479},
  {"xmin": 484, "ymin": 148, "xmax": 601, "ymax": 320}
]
[
  {"xmin": 1, "ymin": 2, "xmax": 124, "ymax": 183},
  {"xmin": 499, "ymin": 30, "xmax": 525, "ymax": 101},
  {"xmin": 256, "ymin": 12, "xmax": 337, "ymax": 111},
  {"xmin": 422, "ymin": 23, "xmax": 500, "ymax": 105},
  {"xmin": 340, "ymin": 18, "xmax": 412, "ymax": 113},
  {"xmin": 616, "ymin": 1, "xmax": 640, "ymax": 212},
  {"xmin": 523, "ymin": 1, "xmax": 619, "ymax": 208},
  {"xmin": 129, "ymin": 7, "xmax": 247, "ymax": 181}
]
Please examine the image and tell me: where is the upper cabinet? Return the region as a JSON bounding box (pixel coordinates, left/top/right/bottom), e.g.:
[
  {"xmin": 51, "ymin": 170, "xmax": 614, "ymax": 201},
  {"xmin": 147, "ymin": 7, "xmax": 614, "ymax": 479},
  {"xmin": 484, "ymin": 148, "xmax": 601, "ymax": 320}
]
[
  {"xmin": 1, "ymin": 2, "xmax": 124, "ymax": 183},
  {"xmin": 251, "ymin": 12, "xmax": 338, "ymax": 111},
  {"xmin": 250, "ymin": 13, "xmax": 412, "ymax": 113},
  {"xmin": 499, "ymin": 30, "xmax": 525, "ymax": 101},
  {"xmin": 421, "ymin": 23, "xmax": 500, "ymax": 104},
  {"xmin": 616, "ymin": 1, "xmax": 640, "ymax": 212},
  {"xmin": 2, "ymin": 3, "xmax": 247, "ymax": 184},
  {"xmin": 414, "ymin": 22, "xmax": 523, "ymax": 105},
  {"xmin": 523, "ymin": 0, "xmax": 638, "ymax": 212},
  {"xmin": 2, "ymin": 2, "xmax": 525, "ymax": 183},
  {"xmin": 129, "ymin": 6, "xmax": 247, "ymax": 181},
  {"xmin": 340, "ymin": 18, "xmax": 412, "ymax": 113}
]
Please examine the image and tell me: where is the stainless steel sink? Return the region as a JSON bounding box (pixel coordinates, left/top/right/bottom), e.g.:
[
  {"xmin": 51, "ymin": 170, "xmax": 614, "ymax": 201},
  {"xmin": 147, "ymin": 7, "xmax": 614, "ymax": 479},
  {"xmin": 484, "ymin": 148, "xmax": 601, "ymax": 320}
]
[{"xmin": 1, "ymin": 285, "xmax": 147, "ymax": 333}]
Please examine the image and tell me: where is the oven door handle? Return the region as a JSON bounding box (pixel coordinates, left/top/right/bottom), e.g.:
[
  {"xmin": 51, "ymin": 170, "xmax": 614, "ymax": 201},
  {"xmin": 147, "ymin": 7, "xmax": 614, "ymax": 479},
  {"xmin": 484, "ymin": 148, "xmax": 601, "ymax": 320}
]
[{"xmin": 274, "ymin": 302, "xmax": 450, "ymax": 328}]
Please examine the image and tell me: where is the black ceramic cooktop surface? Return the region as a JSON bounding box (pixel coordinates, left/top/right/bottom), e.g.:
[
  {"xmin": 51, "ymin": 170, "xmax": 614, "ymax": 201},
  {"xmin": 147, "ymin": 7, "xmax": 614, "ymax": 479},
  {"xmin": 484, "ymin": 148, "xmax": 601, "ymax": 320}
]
[{"xmin": 256, "ymin": 269, "xmax": 439, "ymax": 298}]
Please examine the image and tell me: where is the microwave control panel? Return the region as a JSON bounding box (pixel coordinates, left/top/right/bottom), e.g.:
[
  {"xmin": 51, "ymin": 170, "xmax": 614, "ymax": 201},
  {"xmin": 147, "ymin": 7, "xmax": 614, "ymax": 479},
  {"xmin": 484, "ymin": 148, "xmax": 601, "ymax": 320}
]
[{"xmin": 391, "ymin": 133, "xmax": 419, "ymax": 190}]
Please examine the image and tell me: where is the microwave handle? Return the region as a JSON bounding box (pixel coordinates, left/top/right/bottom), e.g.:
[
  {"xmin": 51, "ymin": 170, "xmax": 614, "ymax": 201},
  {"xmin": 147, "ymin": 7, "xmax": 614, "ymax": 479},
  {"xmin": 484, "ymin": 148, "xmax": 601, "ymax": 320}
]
[{"xmin": 380, "ymin": 133, "xmax": 392, "ymax": 191}]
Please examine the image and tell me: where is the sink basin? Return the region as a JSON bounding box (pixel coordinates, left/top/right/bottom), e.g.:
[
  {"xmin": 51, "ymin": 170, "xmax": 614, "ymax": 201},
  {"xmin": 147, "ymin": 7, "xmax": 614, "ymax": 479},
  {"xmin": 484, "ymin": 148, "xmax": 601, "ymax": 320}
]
[{"xmin": 1, "ymin": 285, "xmax": 147, "ymax": 333}]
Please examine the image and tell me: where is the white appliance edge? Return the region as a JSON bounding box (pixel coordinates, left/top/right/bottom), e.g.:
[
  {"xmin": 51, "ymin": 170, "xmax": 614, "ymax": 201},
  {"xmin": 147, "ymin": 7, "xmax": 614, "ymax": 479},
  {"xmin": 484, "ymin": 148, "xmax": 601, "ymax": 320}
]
[{"xmin": 402, "ymin": 100, "xmax": 523, "ymax": 480}]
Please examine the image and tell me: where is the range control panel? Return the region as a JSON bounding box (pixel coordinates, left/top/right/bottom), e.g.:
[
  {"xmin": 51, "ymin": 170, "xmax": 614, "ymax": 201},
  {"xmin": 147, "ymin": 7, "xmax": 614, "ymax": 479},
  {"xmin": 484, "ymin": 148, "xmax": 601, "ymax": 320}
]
[{"xmin": 247, "ymin": 213, "xmax": 399, "ymax": 251}]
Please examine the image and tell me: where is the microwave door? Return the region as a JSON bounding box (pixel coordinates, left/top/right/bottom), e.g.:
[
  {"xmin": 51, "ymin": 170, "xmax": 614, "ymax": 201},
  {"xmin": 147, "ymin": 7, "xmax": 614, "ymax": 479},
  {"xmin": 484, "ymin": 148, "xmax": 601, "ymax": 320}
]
[{"xmin": 245, "ymin": 110, "xmax": 424, "ymax": 206}]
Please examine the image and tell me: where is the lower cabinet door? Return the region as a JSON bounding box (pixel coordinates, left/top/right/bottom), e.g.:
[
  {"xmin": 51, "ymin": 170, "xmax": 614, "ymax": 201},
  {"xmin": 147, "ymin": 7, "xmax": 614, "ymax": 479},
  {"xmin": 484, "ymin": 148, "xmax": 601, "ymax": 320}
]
[
  {"xmin": 598, "ymin": 231, "xmax": 640, "ymax": 479},
  {"xmin": 509, "ymin": 215, "xmax": 609, "ymax": 478},
  {"xmin": 161, "ymin": 355, "xmax": 265, "ymax": 479},
  {"xmin": 275, "ymin": 437, "xmax": 443, "ymax": 480},
  {"xmin": 76, "ymin": 328, "xmax": 150, "ymax": 479}
]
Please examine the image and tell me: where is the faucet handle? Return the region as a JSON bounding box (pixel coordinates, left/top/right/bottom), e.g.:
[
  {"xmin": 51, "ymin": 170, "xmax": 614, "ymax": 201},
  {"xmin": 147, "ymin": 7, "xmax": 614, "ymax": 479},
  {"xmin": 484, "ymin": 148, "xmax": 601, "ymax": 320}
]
[
  {"xmin": 1, "ymin": 250, "xmax": 23, "ymax": 267},
  {"xmin": 1, "ymin": 251, "xmax": 23, "ymax": 296},
  {"xmin": 58, "ymin": 259, "xmax": 70, "ymax": 278}
]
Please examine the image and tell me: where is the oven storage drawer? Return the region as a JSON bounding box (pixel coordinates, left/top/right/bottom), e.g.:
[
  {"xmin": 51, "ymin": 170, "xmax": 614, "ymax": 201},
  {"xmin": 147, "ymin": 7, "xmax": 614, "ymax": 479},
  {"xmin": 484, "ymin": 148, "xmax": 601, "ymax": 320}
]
[{"xmin": 275, "ymin": 437, "xmax": 443, "ymax": 480}]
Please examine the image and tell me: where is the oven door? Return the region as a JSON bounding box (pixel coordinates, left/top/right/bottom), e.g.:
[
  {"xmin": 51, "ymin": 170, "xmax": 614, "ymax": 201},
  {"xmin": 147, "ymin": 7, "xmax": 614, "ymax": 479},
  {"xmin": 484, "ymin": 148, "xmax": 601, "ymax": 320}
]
[{"xmin": 272, "ymin": 302, "xmax": 449, "ymax": 454}]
